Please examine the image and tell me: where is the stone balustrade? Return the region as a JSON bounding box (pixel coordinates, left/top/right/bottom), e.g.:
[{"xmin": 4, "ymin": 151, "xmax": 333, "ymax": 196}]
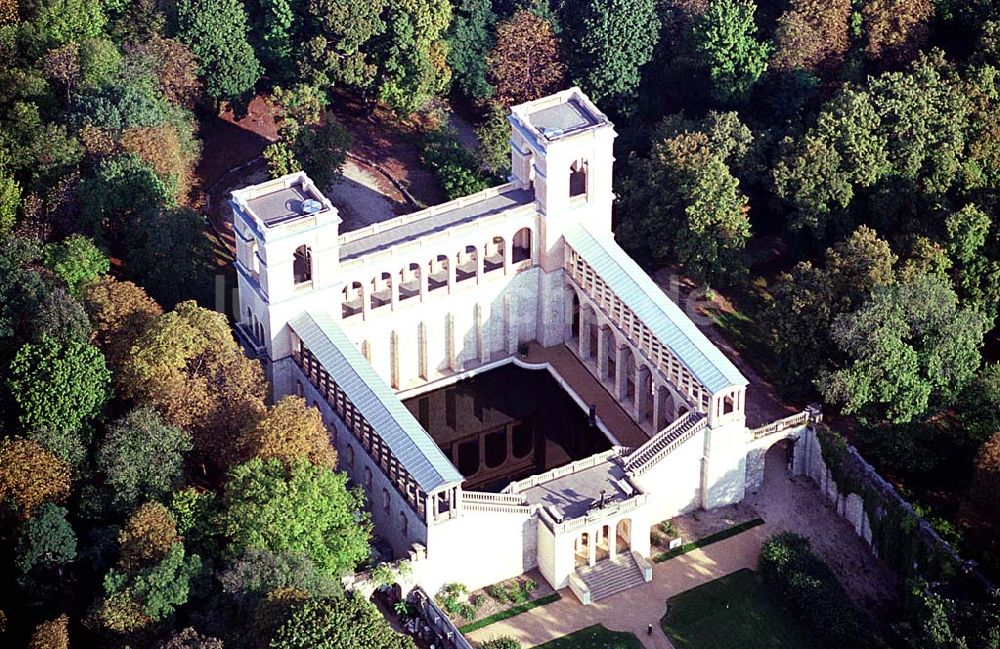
[{"xmin": 501, "ymin": 448, "xmax": 623, "ymax": 494}]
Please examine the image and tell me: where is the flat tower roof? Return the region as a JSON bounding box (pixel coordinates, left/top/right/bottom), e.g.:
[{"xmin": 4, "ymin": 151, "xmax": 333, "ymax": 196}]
[
  {"xmin": 527, "ymin": 98, "xmax": 601, "ymax": 139},
  {"xmin": 230, "ymin": 172, "xmax": 339, "ymax": 230}
]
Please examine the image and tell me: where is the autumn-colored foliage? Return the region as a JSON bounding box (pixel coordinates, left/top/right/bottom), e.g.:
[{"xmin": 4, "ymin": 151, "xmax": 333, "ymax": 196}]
[
  {"xmin": 487, "ymin": 10, "xmax": 566, "ymax": 107},
  {"xmin": 863, "ymin": 0, "xmax": 933, "ymax": 65},
  {"xmin": 239, "ymin": 395, "xmax": 336, "ymax": 469},
  {"xmin": 28, "ymin": 614, "xmax": 69, "ymax": 649},
  {"xmin": 118, "ymin": 502, "xmax": 179, "ymax": 573},
  {"xmin": 81, "ymin": 276, "xmax": 162, "ymax": 379},
  {"xmin": 125, "ymin": 37, "xmax": 202, "ymax": 109},
  {"xmin": 0, "ymin": 0, "xmax": 17, "ymax": 25},
  {"xmin": 967, "ymin": 432, "xmax": 1000, "ymax": 538},
  {"xmin": 0, "ymin": 438, "xmax": 71, "ymax": 520},
  {"xmin": 123, "ymin": 301, "xmax": 266, "ymax": 468},
  {"xmin": 121, "ymin": 125, "xmax": 196, "ymax": 203},
  {"xmin": 772, "ymin": 0, "xmax": 851, "ymax": 74}
]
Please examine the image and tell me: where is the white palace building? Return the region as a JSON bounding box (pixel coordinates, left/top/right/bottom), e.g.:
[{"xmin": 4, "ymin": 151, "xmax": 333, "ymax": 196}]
[{"xmin": 230, "ymin": 89, "xmax": 813, "ymax": 604}]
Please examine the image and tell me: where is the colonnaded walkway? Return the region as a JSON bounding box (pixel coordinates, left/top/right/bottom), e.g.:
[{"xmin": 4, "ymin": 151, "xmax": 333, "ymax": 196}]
[
  {"xmin": 520, "ymin": 342, "xmax": 650, "ymax": 448},
  {"xmin": 467, "ymin": 524, "xmax": 769, "ymax": 649}
]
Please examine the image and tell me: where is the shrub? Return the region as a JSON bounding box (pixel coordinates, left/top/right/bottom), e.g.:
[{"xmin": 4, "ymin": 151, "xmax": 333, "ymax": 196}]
[
  {"xmin": 759, "ymin": 533, "xmax": 876, "ymax": 647},
  {"xmin": 420, "ymin": 128, "xmax": 491, "ymax": 200},
  {"xmin": 436, "ymin": 582, "xmax": 479, "ymax": 619},
  {"xmin": 480, "ymin": 637, "xmax": 520, "ymax": 649}
]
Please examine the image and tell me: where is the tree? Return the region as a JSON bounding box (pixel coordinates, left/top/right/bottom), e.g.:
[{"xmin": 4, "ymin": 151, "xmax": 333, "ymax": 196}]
[
  {"xmin": 82, "ymin": 276, "xmax": 162, "ymax": 376},
  {"xmin": 32, "ymin": 286, "xmax": 91, "ymax": 345},
  {"xmin": 475, "ymin": 103, "xmax": 512, "ymax": 176},
  {"xmin": 863, "ymin": 0, "xmax": 933, "ymax": 64},
  {"xmin": 945, "ymin": 204, "xmax": 1000, "ymax": 319},
  {"xmin": 221, "ymin": 458, "xmax": 370, "ymax": 577},
  {"xmin": 0, "ymin": 237, "xmax": 49, "ymax": 352},
  {"xmin": 43, "ymin": 234, "xmax": 110, "ymax": 295},
  {"xmin": 80, "ymin": 154, "xmax": 175, "ymax": 243},
  {"xmin": 819, "ymin": 273, "xmax": 986, "ymax": 423},
  {"xmin": 26, "ymin": 0, "xmax": 106, "ymax": 52},
  {"xmin": 98, "ymin": 543, "xmax": 202, "ymax": 625},
  {"xmin": 690, "ymin": 0, "xmax": 770, "ymax": 105},
  {"xmin": 118, "ymin": 502, "xmax": 179, "ymax": 572},
  {"xmin": 156, "ymin": 627, "xmax": 224, "ymax": 649},
  {"xmin": 371, "ymin": 0, "xmax": 452, "ymax": 115},
  {"xmin": 762, "ymin": 226, "xmax": 897, "ymax": 395},
  {"xmin": 619, "ymin": 125, "xmax": 751, "ymax": 286},
  {"xmin": 218, "ymin": 548, "xmax": 342, "ymax": 609},
  {"xmin": 772, "ymin": 134, "xmax": 853, "ymax": 238},
  {"xmin": 177, "ymin": 0, "xmax": 262, "ymax": 103},
  {"xmin": 15, "ymin": 503, "xmax": 76, "ymax": 575},
  {"xmin": 420, "ymin": 127, "xmax": 491, "ymax": 199},
  {"xmin": 446, "ymin": 0, "xmax": 497, "ymax": 102},
  {"xmin": 0, "ymin": 438, "xmax": 71, "ymax": 520},
  {"xmin": 0, "ymin": 174, "xmax": 19, "ymax": 237},
  {"xmin": 8, "ymin": 336, "xmax": 111, "ymax": 465},
  {"xmin": 123, "ymin": 301, "xmax": 266, "ymax": 468},
  {"xmin": 254, "ymin": 0, "xmax": 299, "ymax": 82},
  {"xmin": 297, "ymin": 0, "xmax": 387, "ymax": 92},
  {"xmin": 487, "ymin": 10, "xmax": 566, "ymax": 106},
  {"xmin": 120, "ymin": 123, "xmax": 200, "ymax": 204},
  {"xmin": 28, "ymin": 615, "xmax": 69, "ymax": 649},
  {"xmin": 97, "ymin": 407, "xmax": 192, "ymax": 512},
  {"xmin": 239, "ymin": 396, "xmax": 336, "ymax": 469},
  {"xmin": 956, "ymin": 364, "xmax": 1000, "ymax": 448},
  {"xmin": 40, "ymin": 43, "xmax": 82, "ymax": 105},
  {"xmin": 268, "ymin": 595, "xmax": 416, "ymax": 649},
  {"xmin": 125, "ymin": 207, "xmax": 214, "ymax": 308},
  {"xmin": 771, "ymin": 0, "xmax": 850, "ymax": 74},
  {"xmin": 569, "ymin": 0, "xmax": 659, "ymax": 111},
  {"xmin": 124, "ymin": 38, "xmax": 202, "ymax": 109}
]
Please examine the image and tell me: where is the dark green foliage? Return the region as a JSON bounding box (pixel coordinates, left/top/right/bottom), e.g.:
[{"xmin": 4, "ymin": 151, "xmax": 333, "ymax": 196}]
[
  {"xmin": 446, "ymin": 0, "xmax": 497, "ymax": 102},
  {"xmin": 96, "ymin": 407, "xmax": 192, "ymax": 513},
  {"xmin": 125, "ymin": 207, "xmax": 213, "ymax": 308},
  {"xmin": 15, "ymin": 503, "xmax": 77, "ymax": 578},
  {"xmin": 421, "ymin": 127, "xmax": 492, "ymax": 199},
  {"xmin": 268, "ymin": 595, "xmax": 416, "ymax": 649},
  {"xmin": 100, "ymin": 543, "xmax": 203, "ymax": 623},
  {"xmin": 71, "ymin": 80, "xmax": 173, "ymax": 131},
  {"xmin": 218, "ymin": 548, "xmax": 342, "ymax": 608},
  {"xmin": 31, "ymin": 285, "xmax": 91, "ymax": 345},
  {"xmin": 80, "ymin": 154, "xmax": 175, "ymax": 242},
  {"xmin": 254, "ymin": 0, "xmax": 300, "ymax": 83},
  {"xmin": 894, "ymin": 582, "xmax": 1000, "ymax": 649},
  {"xmin": 480, "ymin": 638, "xmax": 521, "ymax": 649},
  {"xmin": 177, "ymin": 0, "xmax": 262, "ymax": 102},
  {"xmin": 758, "ymin": 533, "xmax": 875, "ymax": 647},
  {"xmin": 8, "ymin": 335, "xmax": 111, "ymax": 466},
  {"xmin": 156, "ymin": 627, "xmax": 225, "ymax": 649},
  {"xmin": 569, "ymin": 0, "xmax": 659, "ymax": 112}
]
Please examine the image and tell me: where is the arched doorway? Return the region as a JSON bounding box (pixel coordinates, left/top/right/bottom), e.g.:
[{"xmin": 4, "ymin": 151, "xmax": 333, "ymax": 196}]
[
  {"xmin": 293, "ymin": 245, "xmax": 312, "ymax": 284},
  {"xmin": 512, "ymin": 228, "xmax": 532, "ymax": 263},
  {"xmin": 575, "ymin": 531, "xmax": 590, "ymax": 568},
  {"xmin": 616, "ymin": 519, "xmax": 631, "ymax": 555}
]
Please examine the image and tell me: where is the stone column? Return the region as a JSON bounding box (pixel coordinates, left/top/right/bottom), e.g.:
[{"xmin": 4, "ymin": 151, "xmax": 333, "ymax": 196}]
[
  {"xmin": 615, "ymin": 345, "xmax": 628, "ymax": 401},
  {"xmin": 609, "ymin": 525, "xmax": 617, "ymax": 560},
  {"xmin": 362, "ymin": 285, "xmax": 371, "ymax": 320},
  {"xmin": 503, "ymin": 237, "xmax": 512, "ymax": 275},
  {"xmin": 597, "ymin": 325, "xmax": 610, "ymax": 378},
  {"xmin": 419, "ymin": 267, "xmax": 428, "ymax": 300},
  {"xmin": 588, "ymin": 530, "xmax": 597, "ymax": 566},
  {"xmin": 391, "ymin": 278, "xmax": 399, "ymax": 310},
  {"xmin": 447, "ymin": 257, "xmax": 456, "ymax": 292},
  {"xmin": 653, "ymin": 385, "xmax": 664, "ymax": 431},
  {"xmin": 476, "ymin": 248, "xmax": 484, "ymax": 284},
  {"xmin": 578, "ymin": 308, "xmax": 592, "ymax": 359},
  {"xmin": 636, "ymin": 366, "xmax": 651, "ymax": 423}
]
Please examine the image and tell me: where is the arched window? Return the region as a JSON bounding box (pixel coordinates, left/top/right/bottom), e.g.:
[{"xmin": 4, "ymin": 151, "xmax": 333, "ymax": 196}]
[
  {"xmin": 342, "ymin": 281, "xmax": 363, "ymax": 318},
  {"xmin": 345, "ymin": 444, "xmax": 354, "ymax": 469},
  {"xmin": 512, "ymin": 228, "xmax": 532, "ymax": 263},
  {"xmin": 382, "ymin": 488, "xmax": 390, "ymax": 514},
  {"xmin": 399, "ymin": 263, "xmax": 421, "ymax": 301},
  {"xmin": 570, "ymin": 160, "xmax": 587, "ymax": 198},
  {"xmin": 428, "ymin": 254, "xmax": 449, "ymax": 291},
  {"xmin": 456, "ymin": 245, "xmax": 477, "ymax": 282},
  {"xmin": 293, "ymin": 245, "xmax": 312, "ymax": 284},
  {"xmin": 371, "ymin": 272, "xmax": 392, "ymax": 309},
  {"xmin": 400, "ymin": 511, "xmax": 408, "ymax": 538},
  {"xmin": 364, "ymin": 466, "xmax": 372, "ymax": 492},
  {"xmin": 484, "ymin": 237, "xmax": 504, "ymax": 273}
]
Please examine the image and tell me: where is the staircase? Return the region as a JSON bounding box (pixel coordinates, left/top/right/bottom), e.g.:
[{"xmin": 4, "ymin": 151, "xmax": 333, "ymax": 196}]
[
  {"xmin": 622, "ymin": 411, "xmax": 706, "ymax": 474},
  {"xmin": 576, "ymin": 553, "xmax": 647, "ymax": 602}
]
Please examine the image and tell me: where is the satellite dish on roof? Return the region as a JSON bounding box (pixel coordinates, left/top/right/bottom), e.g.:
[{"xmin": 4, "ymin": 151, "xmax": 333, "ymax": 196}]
[{"xmin": 302, "ymin": 199, "xmax": 323, "ymax": 214}]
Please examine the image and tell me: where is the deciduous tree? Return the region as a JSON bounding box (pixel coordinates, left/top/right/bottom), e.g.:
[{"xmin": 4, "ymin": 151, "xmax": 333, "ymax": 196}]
[
  {"xmin": 221, "ymin": 458, "xmax": 370, "ymax": 577},
  {"xmin": 487, "ymin": 10, "xmax": 566, "ymax": 106},
  {"xmin": 8, "ymin": 336, "xmax": 111, "ymax": 466},
  {"xmin": 28, "ymin": 614, "xmax": 69, "ymax": 649},
  {"xmin": 446, "ymin": 0, "xmax": 497, "ymax": 102},
  {"xmin": 0, "ymin": 438, "xmax": 71, "ymax": 520},
  {"xmin": 125, "ymin": 207, "xmax": 214, "ymax": 308},
  {"xmin": 372, "ymin": 0, "xmax": 452, "ymax": 115},
  {"xmin": 771, "ymin": 0, "xmax": 850, "ymax": 74},
  {"xmin": 569, "ymin": 0, "xmax": 659, "ymax": 111},
  {"xmin": 863, "ymin": 0, "xmax": 933, "ymax": 64},
  {"xmin": 124, "ymin": 38, "xmax": 202, "ymax": 109},
  {"xmin": 16, "ymin": 503, "xmax": 76, "ymax": 584},
  {"xmin": 43, "ymin": 234, "xmax": 110, "ymax": 295},
  {"xmin": 156, "ymin": 627, "xmax": 224, "ymax": 649},
  {"xmin": 297, "ymin": 0, "xmax": 387, "ymax": 92},
  {"xmin": 967, "ymin": 431, "xmax": 1000, "ymax": 540},
  {"xmin": 819, "ymin": 273, "xmax": 986, "ymax": 423},
  {"xmin": 118, "ymin": 502, "xmax": 179, "ymax": 572},
  {"xmin": 177, "ymin": 0, "xmax": 262, "ymax": 103},
  {"xmin": 97, "ymin": 407, "xmax": 192, "ymax": 512},
  {"xmin": 690, "ymin": 0, "xmax": 770, "ymax": 105},
  {"xmin": 81, "ymin": 276, "xmax": 162, "ymax": 376},
  {"xmin": 239, "ymin": 396, "xmax": 336, "ymax": 469},
  {"xmin": 269, "ymin": 595, "xmax": 416, "ymax": 649},
  {"xmin": 123, "ymin": 301, "xmax": 266, "ymax": 468}
]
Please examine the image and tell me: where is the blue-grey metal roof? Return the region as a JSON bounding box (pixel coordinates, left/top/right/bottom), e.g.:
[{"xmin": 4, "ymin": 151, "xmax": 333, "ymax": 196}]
[
  {"xmin": 564, "ymin": 225, "xmax": 747, "ymax": 394},
  {"xmin": 289, "ymin": 311, "xmax": 464, "ymax": 492}
]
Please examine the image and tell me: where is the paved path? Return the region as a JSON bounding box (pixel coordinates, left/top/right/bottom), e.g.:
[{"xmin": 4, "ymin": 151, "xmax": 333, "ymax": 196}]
[
  {"xmin": 523, "ymin": 343, "xmax": 650, "ymax": 448},
  {"xmin": 467, "ymin": 525, "xmax": 769, "ymax": 649}
]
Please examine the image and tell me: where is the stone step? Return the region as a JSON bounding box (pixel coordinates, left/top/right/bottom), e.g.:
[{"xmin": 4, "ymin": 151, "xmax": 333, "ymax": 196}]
[{"xmin": 576, "ymin": 554, "xmax": 646, "ymax": 602}]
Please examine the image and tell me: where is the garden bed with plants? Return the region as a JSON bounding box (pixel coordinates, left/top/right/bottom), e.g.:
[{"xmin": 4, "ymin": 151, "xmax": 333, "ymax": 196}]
[{"xmin": 433, "ymin": 570, "xmax": 559, "ymax": 633}]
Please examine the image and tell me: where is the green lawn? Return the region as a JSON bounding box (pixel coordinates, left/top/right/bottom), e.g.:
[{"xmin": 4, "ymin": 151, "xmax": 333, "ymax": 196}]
[
  {"xmin": 661, "ymin": 569, "xmax": 820, "ymax": 649},
  {"xmin": 534, "ymin": 624, "xmax": 643, "ymax": 649}
]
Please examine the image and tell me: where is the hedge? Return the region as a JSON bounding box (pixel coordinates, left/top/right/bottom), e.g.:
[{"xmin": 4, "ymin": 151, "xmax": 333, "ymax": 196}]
[
  {"xmin": 653, "ymin": 518, "xmax": 765, "ymax": 562},
  {"xmin": 458, "ymin": 593, "xmax": 561, "ymax": 633}
]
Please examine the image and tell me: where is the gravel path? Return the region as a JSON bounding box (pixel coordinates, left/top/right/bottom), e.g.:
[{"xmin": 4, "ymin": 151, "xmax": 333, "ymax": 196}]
[{"xmin": 327, "ymin": 158, "xmax": 400, "ymax": 233}]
